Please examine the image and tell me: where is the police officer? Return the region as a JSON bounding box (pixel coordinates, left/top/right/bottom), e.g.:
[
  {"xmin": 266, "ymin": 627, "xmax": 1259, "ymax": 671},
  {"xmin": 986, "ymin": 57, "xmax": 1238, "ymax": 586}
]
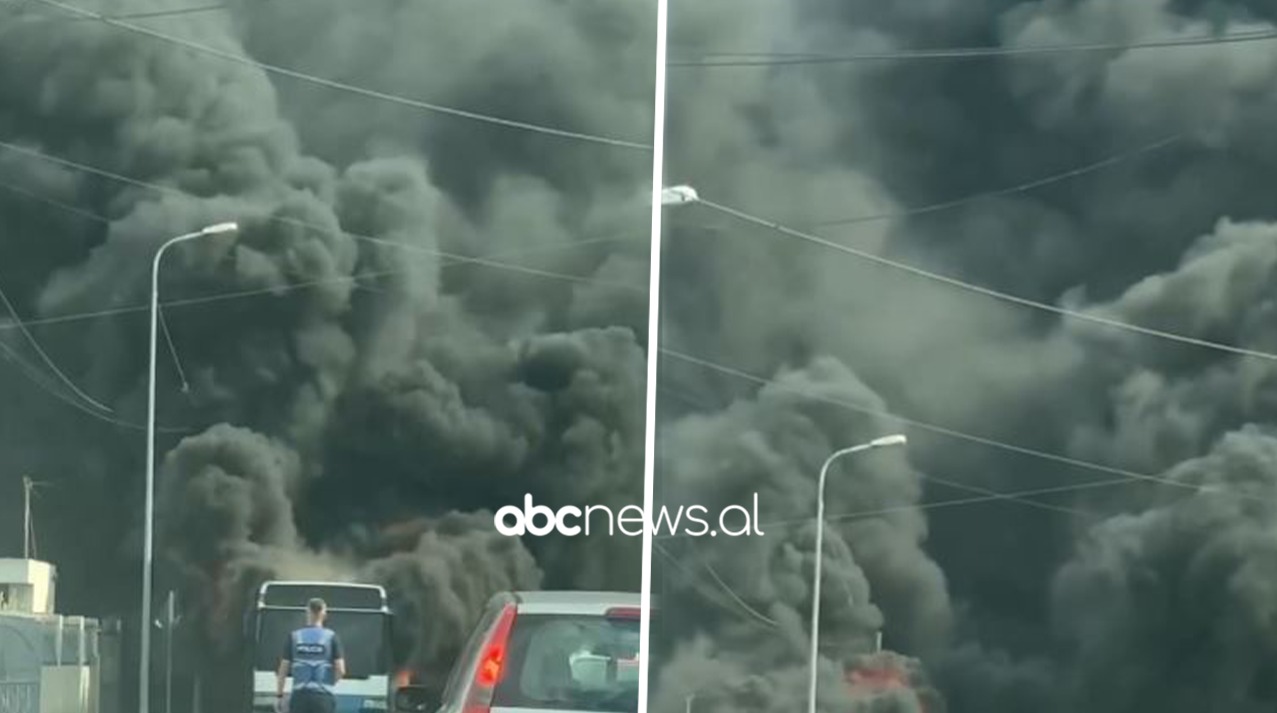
[{"xmin": 275, "ymin": 598, "xmax": 347, "ymax": 713}]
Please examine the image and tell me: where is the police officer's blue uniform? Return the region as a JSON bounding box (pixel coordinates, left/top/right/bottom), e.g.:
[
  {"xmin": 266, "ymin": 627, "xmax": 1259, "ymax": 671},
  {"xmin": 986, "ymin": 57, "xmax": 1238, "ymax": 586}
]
[{"xmin": 284, "ymin": 624, "xmax": 343, "ymax": 713}]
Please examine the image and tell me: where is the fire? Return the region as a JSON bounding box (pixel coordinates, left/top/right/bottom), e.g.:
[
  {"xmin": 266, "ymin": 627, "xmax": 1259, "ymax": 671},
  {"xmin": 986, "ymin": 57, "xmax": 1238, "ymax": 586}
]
[
  {"xmin": 847, "ymin": 666, "xmax": 909, "ymax": 690},
  {"xmin": 844, "ymin": 655, "xmax": 932, "ymax": 713}
]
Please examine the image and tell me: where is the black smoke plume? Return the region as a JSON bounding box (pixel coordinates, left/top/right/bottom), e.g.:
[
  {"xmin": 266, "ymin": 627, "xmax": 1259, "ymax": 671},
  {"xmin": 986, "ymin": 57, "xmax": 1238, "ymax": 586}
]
[
  {"xmin": 653, "ymin": 0, "xmax": 1277, "ymax": 711},
  {"xmin": 0, "ymin": 0, "xmax": 652, "ymax": 708}
]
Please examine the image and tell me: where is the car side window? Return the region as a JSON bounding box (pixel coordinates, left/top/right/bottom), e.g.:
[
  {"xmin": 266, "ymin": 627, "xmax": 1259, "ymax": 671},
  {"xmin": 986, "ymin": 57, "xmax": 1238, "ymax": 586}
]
[{"xmin": 440, "ymin": 602, "xmax": 503, "ymax": 708}]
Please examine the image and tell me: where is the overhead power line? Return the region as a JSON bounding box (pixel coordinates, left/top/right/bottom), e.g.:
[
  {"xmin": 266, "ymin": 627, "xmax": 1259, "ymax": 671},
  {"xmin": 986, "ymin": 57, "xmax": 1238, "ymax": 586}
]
[
  {"xmin": 0, "ymin": 219, "xmax": 630, "ymax": 431},
  {"xmin": 0, "ymin": 156, "xmax": 641, "ymax": 430},
  {"xmin": 0, "ymin": 150, "xmax": 1246, "ymax": 502},
  {"xmin": 810, "ymin": 134, "xmax": 1183, "ymax": 228},
  {"xmin": 0, "ymin": 340, "xmax": 188, "ymax": 432},
  {"xmin": 670, "ymin": 27, "xmax": 1277, "ymax": 67},
  {"xmin": 156, "ymin": 307, "xmax": 190, "ymax": 393},
  {"xmin": 0, "ymin": 184, "xmax": 644, "ymax": 335},
  {"xmin": 10, "ymin": 2, "xmax": 229, "ymax": 21},
  {"xmin": 701, "ymin": 559, "xmax": 781, "ymax": 627},
  {"xmin": 656, "ymin": 372, "xmax": 1093, "ymax": 521},
  {"xmin": 653, "ymin": 541, "xmax": 780, "ymax": 634},
  {"xmin": 0, "ymin": 180, "xmax": 106, "ymax": 222},
  {"xmin": 0, "ymin": 282, "xmax": 114, "ymax": 412},
  {"xmin": 649, "ymin": 348, "xmax": 1237, "ymax": 538},
  {"xmin": 658, "ymin": 347, "xmax": 1255, "ymax": 504},
  {"xmin": 815, "ymin": 478, "xmax": 1132, "ymax": 528},
  {"xmin": 0, "ymin": 140, "xmax": 647, "ymax": 300},
  {"xmin": 692, "ymin": 195, "xmax": 1277, "ymax": 364},
  {"xmin": 25, "ymin": 0, "xmax": 652, "ymax": 151}
]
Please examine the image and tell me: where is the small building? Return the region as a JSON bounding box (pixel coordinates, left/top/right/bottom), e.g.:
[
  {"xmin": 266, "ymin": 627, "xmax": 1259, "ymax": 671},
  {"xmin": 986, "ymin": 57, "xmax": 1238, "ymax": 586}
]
[
  {"xmin": 0, "ymin": 558, "xmax": 103, "ymax": 713},
  {"xmin": 0, "ymin": 558, "xmax": 56, "ymax": 616}
]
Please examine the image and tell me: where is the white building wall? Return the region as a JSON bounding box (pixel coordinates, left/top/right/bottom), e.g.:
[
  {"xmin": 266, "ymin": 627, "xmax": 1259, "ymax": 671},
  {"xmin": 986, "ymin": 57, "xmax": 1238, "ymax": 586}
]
[
  {"xmin": 0, "ymin": 559, "xmax": 57, "ymax": 615},
  {"xmin": 38, "ymin": 667, "xmax": 93, "ymax": 713}
]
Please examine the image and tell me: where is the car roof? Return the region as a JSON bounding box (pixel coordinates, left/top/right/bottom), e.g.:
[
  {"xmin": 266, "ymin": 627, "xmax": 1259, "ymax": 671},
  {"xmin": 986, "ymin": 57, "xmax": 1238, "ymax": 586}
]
[{"xmin": 510, "ymin": 590, "xmax": 643, "ymax": 615}]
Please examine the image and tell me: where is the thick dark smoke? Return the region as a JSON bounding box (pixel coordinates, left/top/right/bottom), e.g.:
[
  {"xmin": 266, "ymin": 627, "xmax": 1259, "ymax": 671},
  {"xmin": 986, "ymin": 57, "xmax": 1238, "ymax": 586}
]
[
  {"xmin": 0, "ymin": 0, "xmax": 652, "ymax": 708},
  {"xmin": 655, "ymin": 0, "xmax": 1277, "ymax": 711},
  {"xmin": 650, "ymin": 359, "xmax": 948, "ymax": 713}
]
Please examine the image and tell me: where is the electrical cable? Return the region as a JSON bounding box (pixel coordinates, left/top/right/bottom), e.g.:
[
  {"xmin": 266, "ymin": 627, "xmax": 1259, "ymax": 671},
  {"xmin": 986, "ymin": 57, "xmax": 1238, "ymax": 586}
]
[
  {"xmin": 26, "ymin": 0, "xmax": 652, "ymax": 150},
  {"xmin": 670, "ymin": 28, "xmax": 1277, "ymax": 67}
]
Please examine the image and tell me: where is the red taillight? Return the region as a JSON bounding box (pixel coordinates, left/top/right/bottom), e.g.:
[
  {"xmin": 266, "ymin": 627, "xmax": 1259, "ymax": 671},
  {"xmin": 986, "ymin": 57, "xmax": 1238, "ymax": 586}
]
[
  {"xmin": 463, "ymin": 604, "xmax": 517, "ymax": 713},
  {"xmin": 604, "ymin": 607, "xmax": 642, "ymax": 620}
]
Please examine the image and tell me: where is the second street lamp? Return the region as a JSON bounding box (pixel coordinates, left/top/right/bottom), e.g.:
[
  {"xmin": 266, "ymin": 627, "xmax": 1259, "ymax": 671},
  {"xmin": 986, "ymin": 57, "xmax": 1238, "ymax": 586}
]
[{"xmin": 806, "ymin": 434, "xmax": 907, "ymax": 713}]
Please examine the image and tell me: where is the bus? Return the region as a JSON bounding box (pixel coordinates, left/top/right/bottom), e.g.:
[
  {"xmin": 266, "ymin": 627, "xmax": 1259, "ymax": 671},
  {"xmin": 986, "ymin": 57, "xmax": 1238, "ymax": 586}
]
[{"xmin": 244, "ymin": 581, "xmax": 394, "ymax": 713}]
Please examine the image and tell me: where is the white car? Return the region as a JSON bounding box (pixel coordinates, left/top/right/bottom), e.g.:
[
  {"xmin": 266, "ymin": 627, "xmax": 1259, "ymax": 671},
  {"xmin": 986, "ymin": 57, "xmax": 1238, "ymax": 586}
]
[{"xmin": 398, "ymin": 591, "xmax": 644, "ymax": 713}]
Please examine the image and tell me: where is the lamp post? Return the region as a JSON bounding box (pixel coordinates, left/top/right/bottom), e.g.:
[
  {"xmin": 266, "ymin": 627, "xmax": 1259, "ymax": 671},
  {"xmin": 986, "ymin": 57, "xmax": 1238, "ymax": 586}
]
[
  {"xmin": 807, "ymin": 434, "xmax": 907, "ymax": 713},
  {"xmin": 139, "ymin": 221, "xmax": 238, "ymax": 713},
  {"xmin": 633, "ymin": 181, "xmax": 699, "ymax": 713}
]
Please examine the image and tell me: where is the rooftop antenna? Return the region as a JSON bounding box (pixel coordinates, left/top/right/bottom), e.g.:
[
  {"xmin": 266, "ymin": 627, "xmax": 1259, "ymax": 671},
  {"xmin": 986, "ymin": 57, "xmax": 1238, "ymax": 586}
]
[{"xmin": 22, "ymin": 476, "xmax": 51, "ymax": 560}]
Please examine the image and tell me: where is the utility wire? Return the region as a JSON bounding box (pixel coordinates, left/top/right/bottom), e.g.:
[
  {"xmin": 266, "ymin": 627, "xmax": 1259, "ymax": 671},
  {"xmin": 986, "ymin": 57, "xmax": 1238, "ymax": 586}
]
[
  {"xmin": 670, "ymin": 28, "xmax": 1277, "ymax": 67},
  {"xmin": 1, "ymin": 150, "xmax": 1253, "ymax": 507},
  {"xmin": 0, "ymin": 282, "xmax": 114, "ymax": 411},
  {"xmin": 0, "ymin": 170, "xmax": 640, "ymax": 430},
  {"xmin": 694, "ymin": 196, "xmax": 1277, "ymax": 364},
  {"xmin": 653, "ymin": 540, "xmax": 780, "ymax": 633},
  {"xmin": 701, "ymin": 560, "xmax": 781, "ymax": 627},
  {"xmin": 0, "ymin": 174, "xmax": 644, "ymax": 334},
  {"xmin": 1, "ymin": 259, "xmax": 625, "ymax": 332},
  {"xmin": 156, "ymin": 307, "xmax": 190, "ymax": 393},
  {"xmin": 0, "ymin": 166, "xmax": 640, "ymax": 429},
  {"xmin": 813, "ymin": 478, "xmax": 1136, "ymax": 529},
  {"xmin": 0, "ymin": 340, "xmax": 189, "ymax": 432},
  {"xmin": 0, "ymin": 180, "xmax": 111, "ymax": 223},
  {"xmin": 0, "ymin": 270, "xmax": 398, "ymax": 331},
  {"xmin": 658, "ymin": 371, "xmax": 1094, "ymax": 520},
  {"xmin": 809, "ymin": 134, "xmax": 1184, "ymax": 228},
  {"xmin": 658, "ymin": 347, "xmax": 1251, "ymax": 503},
  {"xmin": 0, "ymin": 140, "xmax": 647, "ymax": 297},
  {"xmin": 26, "ymin": 0, "xmax": 652, "ymax": 151},
  {"xmin": 6, "ymin": 1, "xmax": 228, "ymax": 21},
  {"xmin": 918, "ymin": 470, "xmax": 1094, "ymax": 518}
]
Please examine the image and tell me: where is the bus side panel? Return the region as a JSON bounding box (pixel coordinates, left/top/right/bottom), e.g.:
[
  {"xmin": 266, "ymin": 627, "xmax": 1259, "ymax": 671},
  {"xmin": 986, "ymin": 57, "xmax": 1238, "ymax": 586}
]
[{"xmin": 251, "ymin": 672, "xmax": 389, "ymax": 712}]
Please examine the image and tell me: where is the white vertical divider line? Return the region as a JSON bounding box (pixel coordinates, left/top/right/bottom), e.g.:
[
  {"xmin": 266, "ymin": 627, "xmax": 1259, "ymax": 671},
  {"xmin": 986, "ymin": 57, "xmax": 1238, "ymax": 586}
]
[{"xmin": 639, "ymin": 0, "xmax": 670, "ymax": 710}]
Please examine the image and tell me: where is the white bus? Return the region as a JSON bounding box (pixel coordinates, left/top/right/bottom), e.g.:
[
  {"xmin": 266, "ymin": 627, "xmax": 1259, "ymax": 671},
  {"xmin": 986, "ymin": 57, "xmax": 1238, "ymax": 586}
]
[{"xmin": 244, "ymin": 581, "xmax": 394, "ymax": 713}]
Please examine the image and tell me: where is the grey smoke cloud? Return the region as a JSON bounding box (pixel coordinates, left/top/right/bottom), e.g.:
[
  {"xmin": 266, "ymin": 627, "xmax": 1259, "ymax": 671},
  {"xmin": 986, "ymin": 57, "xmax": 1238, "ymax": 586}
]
[
  {"xmin": 7, "ymin": 0, "xmax": 1277, "ymax": 711},
  {"xmin": 656, "ymin": 0, "xmax": 1277, "ymax": 711},
  {"xmin": 653, "ymin": 357, "xmax": 950, "ymax": 710},
  {"xmin": 0, "ymin": 0, "xmax": 653, "ymax": 709}
]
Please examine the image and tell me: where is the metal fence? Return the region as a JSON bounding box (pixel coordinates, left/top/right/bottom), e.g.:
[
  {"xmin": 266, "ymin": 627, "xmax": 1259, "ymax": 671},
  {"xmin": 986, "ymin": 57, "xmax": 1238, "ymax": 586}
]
[
  {"xmin": 0, "ymin": 616, "xmax": 41, "ymax": 713},
  {"xmin": 0, "ymin": 613, "xmax": 101, "ymax": 713}
]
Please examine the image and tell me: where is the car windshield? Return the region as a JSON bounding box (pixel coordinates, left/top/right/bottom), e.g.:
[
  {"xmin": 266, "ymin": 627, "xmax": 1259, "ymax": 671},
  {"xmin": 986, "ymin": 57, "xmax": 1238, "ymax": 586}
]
[
  {"xmin": 494, "ymin": 614, "xmax": 640, "ymax": 712},
  {"xmin": 255, "ymin": 609, "xmax": 387, "ymax": 679}
]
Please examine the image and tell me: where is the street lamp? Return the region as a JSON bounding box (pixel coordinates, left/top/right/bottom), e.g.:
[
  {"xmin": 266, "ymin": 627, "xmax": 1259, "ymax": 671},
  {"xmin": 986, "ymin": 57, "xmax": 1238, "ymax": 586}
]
[
  {"xmin": 140, "ymin": 221, "xmax": 238, "ymax": 713},
  {"xmin": 806, "ymin": 434, "xmax": 906, "ymax": 713},
  {"xmin": 633, "ymin": 181, "xmax": 699, "ymax": 713},
  {"xmin": 660, "ymin": 184, "xmax": 699, "ymax": 205}
]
